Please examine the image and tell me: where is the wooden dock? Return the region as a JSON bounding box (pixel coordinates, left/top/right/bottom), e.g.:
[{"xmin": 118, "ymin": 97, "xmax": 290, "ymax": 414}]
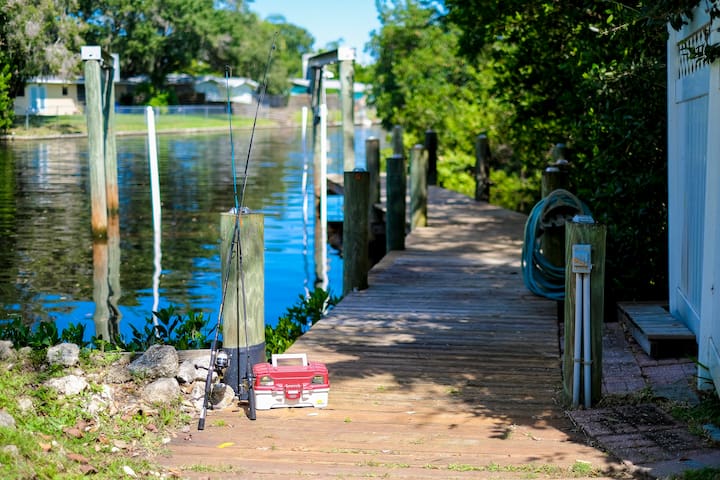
[{"xmin": 160, "ymin": 187, "xmax": 624, "ymax": 479}]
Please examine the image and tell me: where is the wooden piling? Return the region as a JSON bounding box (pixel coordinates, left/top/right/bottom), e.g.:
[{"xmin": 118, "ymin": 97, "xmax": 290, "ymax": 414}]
[
  {"xmin": 102, "ymin": 64, "xmax": 119, "ymax": 216},
  {"xmin": 410, "ymin": 144, "xmax": 428, "ymax": 229},
  {"xmin": 220, "ymin": 212, "xmax": 266, "ymax": 397},
  {"xmin": 343, "ymin": 170, "xmax": 370, "ymax": 295},
  {"xmin": 425, "ymin": 129, "xmax": 438, "ymax": 186},
  {"xmin": 562, "ymin": 219, "xmax": 606, "ymax": 407},
  {"xmin": 474, "ymin": 134, "xmax": 490, "ymax": 202},
  {"xmin": 386, "ymin": 154, "xmax": 406, "ymax": 251},
  {"xmin": 339, "ymin": 57, "xmax": 355, "ymax": 171},
  {"xmin": 541, "ymin": 144, "xmax": 571, "ymax": 271},
  {"xmin": 392, "ymin": 125, "xmax": 404, "ymax": 158},
  {"xmin": 366, "ymin": 137, "xmax": 381, "ymax": 209},
  {"xmin": 541, "ymin": 167, "xmax": 570, "ymax": 198},
  {"xmin": 83, "ymin": 55, "xmax": 108, "ymax": 239}
]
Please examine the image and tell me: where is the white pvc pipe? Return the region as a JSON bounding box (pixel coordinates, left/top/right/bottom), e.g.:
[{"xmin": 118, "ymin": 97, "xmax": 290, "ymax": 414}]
[
  {"xmin": 572, "ymin": 272, "xmax": 583, "ymax": 407},
  {"xmin": 583, "ymin": 272, "xmax": 592, "ymax": 408},
  {"xmin": 300, "ymin": 106, "xmax": 310, "ymax": 296},
  {"xmin": 146, "ymin": 106, "xmax": 162, "ymax": 317},
  {"xmin": 319, "ymin": 103, "xmax": 329, "ymax": 290}
]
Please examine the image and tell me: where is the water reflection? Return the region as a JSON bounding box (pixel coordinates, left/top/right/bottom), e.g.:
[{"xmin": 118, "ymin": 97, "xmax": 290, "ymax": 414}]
[{"xmin": 0, "ymin": 126, "xmax": 383, "ymax": 341}]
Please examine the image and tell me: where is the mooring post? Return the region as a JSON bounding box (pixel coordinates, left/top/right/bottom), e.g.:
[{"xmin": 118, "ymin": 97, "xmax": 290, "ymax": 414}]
[
  {"xmin": 343, "ymin": 170, "xmax": 370, "ymax": 295},
  {"xmin": 386, "ymin": 154, "xmax": 406, "ymax": 251},
  {"xmin": 366, "ymin": 137, "xmax": 380, "ymax": 210},
  {"xmin": 220, "ymin": 211, "xmax": 265, "ymax": 399},
  {"xmin": 392, "ymin": 125, "xmax": 404, "ymax": 158},
  {"xmin": 425, "ymin": 129, "xmax": 438, "ymax": 186},
  {"xmin": 410, "ymin": 144, "xmax": 428, "ymax": 229},
  {"xmin": 338, "ymin": 49, "xmax": 355, "ymax": 171},
  {"xmin": 102, "ymin": 60, "xmax": 119, "ymax": 216},
  {"xmin": 365, "ymin": 136, "xmax": 381, "ymax": 235},
  {"xmin": 82, "ymin": 46, "xmax": 108, "ymax": 239},
  {"xmin": 541, "ymin": 143, "xmax": 572, "ymax": 270},
  {"xmin": 541, "ymin": 143, "xmax": 570, "ymax": 198},
  {"xmin": 562, "ymin": 217, "xmax": 606, "ymax": 407},
  {"xmin": 474, "ymin": 133, "xmax": 490, "ymax": 202}
]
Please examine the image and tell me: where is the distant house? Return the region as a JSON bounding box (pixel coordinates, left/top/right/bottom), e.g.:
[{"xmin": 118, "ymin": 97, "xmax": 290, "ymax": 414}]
[
  {"xmin": 13, "ymin": 73, "xmax": 266, "ymax": 113},
  {"xmin": 667, "ymin": 8, "xmax": 720, "ymax": 394},
  {"xmin": 194, "ymin": 76, "xmax": 259, "ymax": 104},
  {"xmin": 13, "ymin": 76, "xmax": 85, "ymax": 116}
]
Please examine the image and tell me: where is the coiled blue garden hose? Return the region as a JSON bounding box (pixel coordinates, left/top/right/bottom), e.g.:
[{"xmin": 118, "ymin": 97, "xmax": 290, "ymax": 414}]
[{"xmin": 521, "ymin": 189, "xmax": 591, "ymax": 300}]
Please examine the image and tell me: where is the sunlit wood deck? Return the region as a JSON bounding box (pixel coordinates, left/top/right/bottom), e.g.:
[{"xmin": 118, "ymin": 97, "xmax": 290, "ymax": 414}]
[{"xmin": 161, "ymin": 187, "xmax": 625, "ymax": 479}]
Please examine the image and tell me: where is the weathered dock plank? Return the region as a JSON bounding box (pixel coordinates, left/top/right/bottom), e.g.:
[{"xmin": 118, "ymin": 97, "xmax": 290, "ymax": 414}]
[{"xmin": 160, "ymin": 187, "xmax": 624, "ymax": 479}]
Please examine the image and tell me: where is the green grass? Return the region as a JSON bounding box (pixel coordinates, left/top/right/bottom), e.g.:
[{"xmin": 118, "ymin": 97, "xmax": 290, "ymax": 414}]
[
  {"xmin": 6, "ymin": 113, "xmax": 273, "ymax": 137},
  {"xmin": 0, "ymin": 349, "xmax": 190, "ymax": 479}
]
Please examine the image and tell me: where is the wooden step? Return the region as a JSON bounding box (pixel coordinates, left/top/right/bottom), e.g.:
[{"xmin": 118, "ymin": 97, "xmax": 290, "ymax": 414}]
[{"xmin": 617, "ymin": 302, "xmax": 697, "ymax": 358}]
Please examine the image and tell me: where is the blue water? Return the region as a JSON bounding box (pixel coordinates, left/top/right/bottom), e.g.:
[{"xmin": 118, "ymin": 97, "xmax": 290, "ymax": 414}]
[{"xmin": 0, "ymin": 124, "xmax": 384, "ymax": 342}]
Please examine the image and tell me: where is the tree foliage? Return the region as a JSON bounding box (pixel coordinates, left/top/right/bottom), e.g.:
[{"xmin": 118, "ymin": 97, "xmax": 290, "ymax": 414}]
[
  {"xmin": 0, "ymin": 0, "xmax": 314, "ymax": 109},
  {"xmin": 0, "ymin": 0, "xmax": 84, "ymax": 97},
  {"xmin": 368, "ymin": 0, "xmax": 502, "ymax": 195},
  {"xmin": 369, "ymin": 0, "xmax": 675, "ymax": 305}
]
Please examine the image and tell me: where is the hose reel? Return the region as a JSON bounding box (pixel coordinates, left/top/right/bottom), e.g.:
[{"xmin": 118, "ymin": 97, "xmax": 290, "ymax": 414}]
[{"xmin": 521, "ymin": 189, "xmax": 592, "ymax": 300}]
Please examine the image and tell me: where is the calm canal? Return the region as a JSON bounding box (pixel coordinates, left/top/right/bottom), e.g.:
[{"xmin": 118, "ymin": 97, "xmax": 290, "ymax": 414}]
[{"xmin": 0, "ymin": 124, "xmax": 384, "ymax": 342}]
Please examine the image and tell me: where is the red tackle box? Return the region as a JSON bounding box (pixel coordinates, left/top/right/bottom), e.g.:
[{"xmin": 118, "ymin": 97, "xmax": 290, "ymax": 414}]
[{"xmin": 253, "ymin": 353, "xmax": 329, "ymax": 410}]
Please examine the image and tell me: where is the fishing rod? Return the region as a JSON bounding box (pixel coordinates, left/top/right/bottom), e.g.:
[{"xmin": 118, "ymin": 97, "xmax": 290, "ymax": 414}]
[{"xmin": 198, "ymin": 34, "xmax": 278, "ymax": 429}]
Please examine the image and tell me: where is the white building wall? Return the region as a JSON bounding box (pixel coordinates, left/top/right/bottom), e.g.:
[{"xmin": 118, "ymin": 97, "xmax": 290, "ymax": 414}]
[
  {"xmin": 699, "ymin": 16, "xmax": 720, "ymax": 392},
  {"xmin": 668, "ymin": 8, "xmax": 720, "ymax": 393}
]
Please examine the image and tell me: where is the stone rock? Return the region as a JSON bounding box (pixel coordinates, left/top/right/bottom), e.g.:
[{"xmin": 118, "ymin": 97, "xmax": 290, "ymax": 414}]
[
  {"xmin": 104, "ymin": 363, "xmax": 133, "ymax": 384},
  {"xmin": 86, "ymin": 384, "xmax": 115, "ymax": 416},
  {"xmin": 45, "ymin": 374, "xmax": 88, "ymax": 396},
  {"xmin": 210, "ymin": 383, "xmax": 236, "ymax": 410},
  {"xmin": 17, "ymin": 396, "xmax": 33, "ymax": 414},
  {"xmin": 0, "ymin": 409, "xmax": 15, "ymax": 429},
  {"xmin": 127, "ymin": 345, "xmax": 179, "ymax": 380},
  {"xmin": 189, "ymin": 382, "xmax": 207, "ymax": 412},
  {"xmin": 0, "ymin": 340, "xmax": 15, "ymax": 361},
  {"xmin": 142, "ymin": 377, "xmax": 181, "ymax": 404},
  {"xmin": 2, "ymin": 445, "xmax": 19, "ymax": 456},
  {"xmin": 177, "ymin": 356, "xmax": 211, "ymax": 384},
  {"xmin": 46, "ymin": 343, "xmax": 80, "ymax": 367}
]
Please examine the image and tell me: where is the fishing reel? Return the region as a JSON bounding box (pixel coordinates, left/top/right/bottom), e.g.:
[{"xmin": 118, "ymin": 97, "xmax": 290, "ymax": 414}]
[
  {"xmin": 215, "ymin": 350, "xmax": 229, "ymax": 370},
  {"xmin": 212, "ymin": 349, "xmax": 229, "ymax": 385}
]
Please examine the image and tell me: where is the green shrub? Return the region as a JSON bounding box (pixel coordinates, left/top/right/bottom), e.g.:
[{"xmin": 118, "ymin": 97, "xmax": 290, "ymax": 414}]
[{"xmin": 265, "ymin": 288, "xmax": 338, "ymax": 358}]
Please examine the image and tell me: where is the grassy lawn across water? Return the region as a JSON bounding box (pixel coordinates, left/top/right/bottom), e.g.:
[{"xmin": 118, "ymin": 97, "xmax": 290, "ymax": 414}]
[{"xmin": 4, "ymin": 112, "xmax": 268, "ymax": 138}]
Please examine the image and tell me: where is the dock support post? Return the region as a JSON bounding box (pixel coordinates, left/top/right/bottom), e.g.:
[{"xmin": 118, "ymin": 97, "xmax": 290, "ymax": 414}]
[
  {"xmin": 103, "ymin": 62, "xmax": 119, "ymax": 216},
  {"xmin": 339, "ymin": 55, "xmax": 355, "ymax": 171},
  {"xmin": 82, "ymin": 45, "xmax": 118, "ymax": 238},
  {"xmin": 83, "ymin": 49, "xmax": 108, "ymax": 239},
  {"xmin": 541, "ymin": 144, "xmax": 571, "ymax": 270},
  {"xmin": 410, "ymin": 144, "xmax": 427, "ymax": 229},
  {"xmin": 343, "ymin": 170, "xmax": 370, "ymax": 295},
  {"xmin": 474, "ymin": 133, "xmax": 490, "ymax": 202},
  {"xmin": 220, "ymin": 212, "xmax": 265, "ymax": 398},
  {"xmin": 425, "ymin": 129, "xmax": 438, "ymax": 186},
  {"xmin": 392, "ymin": 125, "xmax": 404, "ymax": 158},
  {"xmin": 365, "ymin": 137, "xmax": 385, "ymax": 264},
  {"xmin": 563, "ymin": 218, "xmax": 606, "ymax": 407},
  {"xmin": 366, "ymin": 137, "xmax": 381, "ymax": 213},
  {"xmin": 386, "ymin": 154, "xmax": 406, "ymax": 251}
]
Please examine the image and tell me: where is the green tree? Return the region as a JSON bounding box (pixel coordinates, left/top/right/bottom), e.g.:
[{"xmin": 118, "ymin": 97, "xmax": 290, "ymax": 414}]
[
  {"xmin": 0, "ymin": 64, "xmax": 12, "ymax": 131},
  {"xmin": 77, "ymin": 0, "xmax": 214, "ymax": 87},
  {"xmin": 445, "ymin": 0, "xmax": 669, "ymax": 302},
  {"xmin": 368, "ymin": 0, "xmax": 500, "ymax": 195},
  {"xmin": 0, "ymin": 0, "xmax": 84, "ymax": 97}
]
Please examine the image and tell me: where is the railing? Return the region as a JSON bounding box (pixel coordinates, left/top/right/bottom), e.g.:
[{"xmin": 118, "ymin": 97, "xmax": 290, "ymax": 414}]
[{"xmin": 115, "ymin": 105, "xmax": 227, "ymax": 116}]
